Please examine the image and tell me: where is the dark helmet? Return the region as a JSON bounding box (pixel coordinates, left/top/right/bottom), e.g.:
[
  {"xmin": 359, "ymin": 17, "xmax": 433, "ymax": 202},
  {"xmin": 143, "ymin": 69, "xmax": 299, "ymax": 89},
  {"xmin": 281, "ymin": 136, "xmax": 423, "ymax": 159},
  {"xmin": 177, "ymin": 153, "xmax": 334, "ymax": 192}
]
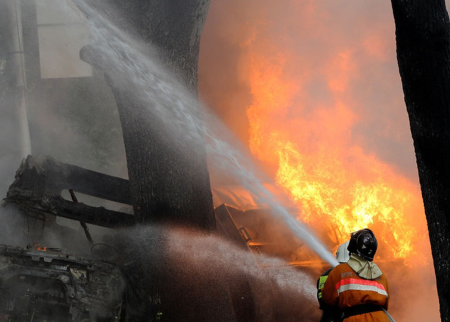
[{"xmin": 347, "ymin": 228, "xmax": 378, "ymax": 261}]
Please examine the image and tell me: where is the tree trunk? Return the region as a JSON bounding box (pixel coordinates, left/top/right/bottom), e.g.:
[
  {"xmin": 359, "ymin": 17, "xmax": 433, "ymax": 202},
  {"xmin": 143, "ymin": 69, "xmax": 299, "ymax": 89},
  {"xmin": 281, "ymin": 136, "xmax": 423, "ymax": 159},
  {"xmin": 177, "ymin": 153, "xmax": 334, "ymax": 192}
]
[
  {"xmin": 390, "ymin": 1, "xmax": 450, "ymax": 321},
  {"xmin": 78, "ymin": 1, "xmax": 241, "ymax": 320},
  {"xmin": 99, "ymin": 0, "xmax": 216, "ymax": 231}
]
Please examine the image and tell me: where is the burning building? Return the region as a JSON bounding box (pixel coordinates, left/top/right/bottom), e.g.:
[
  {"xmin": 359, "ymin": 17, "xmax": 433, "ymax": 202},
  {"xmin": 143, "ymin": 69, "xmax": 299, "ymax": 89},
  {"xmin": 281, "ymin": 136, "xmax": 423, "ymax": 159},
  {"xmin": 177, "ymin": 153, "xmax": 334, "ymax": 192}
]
[
  {"xmin": 0, "ymin": 154, "xmax": 325, "ymax": 321},
  {"xmin": 0, "ymin": 0, "xmax": 321, "ymax": 320},
  {"xmin": 199, "ymin": 0, "xmax": 440, "ymax": 320},
  {"xmin": 0, "ymin": 0, "xmax": 443, "ymax": 320}
]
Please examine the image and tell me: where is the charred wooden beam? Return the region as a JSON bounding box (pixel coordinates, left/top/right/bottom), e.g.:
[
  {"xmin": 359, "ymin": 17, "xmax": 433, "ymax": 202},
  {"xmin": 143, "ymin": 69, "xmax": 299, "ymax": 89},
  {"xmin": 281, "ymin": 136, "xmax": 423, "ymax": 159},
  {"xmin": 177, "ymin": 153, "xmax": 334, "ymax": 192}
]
[
  {"xmin": 9, "ymin": 155, "xmax": 132, "ymax": 204},
  {"xmin": 6, "ymin": 155, "xmax": 135, "ymax": 228}
]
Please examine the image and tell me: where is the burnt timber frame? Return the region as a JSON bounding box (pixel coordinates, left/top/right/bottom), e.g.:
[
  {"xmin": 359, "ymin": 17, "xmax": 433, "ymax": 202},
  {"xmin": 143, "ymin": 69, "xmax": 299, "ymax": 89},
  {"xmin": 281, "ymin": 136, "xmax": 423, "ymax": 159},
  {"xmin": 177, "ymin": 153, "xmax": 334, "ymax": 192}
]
[{"xmin": 6, "ymin": 155, "xmax": 135, "ymax": 228}]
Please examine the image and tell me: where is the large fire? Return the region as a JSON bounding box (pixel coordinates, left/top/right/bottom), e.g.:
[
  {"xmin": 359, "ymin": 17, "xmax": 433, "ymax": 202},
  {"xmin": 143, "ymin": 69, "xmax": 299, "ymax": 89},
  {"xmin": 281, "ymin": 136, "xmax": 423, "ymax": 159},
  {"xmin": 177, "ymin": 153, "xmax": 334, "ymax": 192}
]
[
  {"xmin": 244, "ymin": 50, "xmax": 424, "ymax": 261},
  {"xmin": 243, "ymin": 45, "xmax": 427, "ymax": 263},
  {"xmin": 200, "ymin": 1, "xmax": 430, "ymax": 265},
  {"xmin": 200, "ymin": 0, "xmax": 439, "ymax": 320}
]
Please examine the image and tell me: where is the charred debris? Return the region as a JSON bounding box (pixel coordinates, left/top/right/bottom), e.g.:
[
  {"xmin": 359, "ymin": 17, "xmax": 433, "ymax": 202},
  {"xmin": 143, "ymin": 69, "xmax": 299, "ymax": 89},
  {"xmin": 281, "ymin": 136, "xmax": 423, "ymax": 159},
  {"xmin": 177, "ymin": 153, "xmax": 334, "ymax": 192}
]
[{"xmin": 0, "ymin": 155, "xmax": 326, "ymax": 321}]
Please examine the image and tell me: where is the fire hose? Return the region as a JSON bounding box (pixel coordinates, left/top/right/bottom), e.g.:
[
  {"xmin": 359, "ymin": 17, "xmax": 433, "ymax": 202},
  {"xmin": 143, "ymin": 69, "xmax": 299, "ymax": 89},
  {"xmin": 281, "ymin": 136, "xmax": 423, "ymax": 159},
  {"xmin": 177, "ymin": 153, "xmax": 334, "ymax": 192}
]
[{"xmin": 382, "ymin": 308, "xmax": 396, "ymax": 322}]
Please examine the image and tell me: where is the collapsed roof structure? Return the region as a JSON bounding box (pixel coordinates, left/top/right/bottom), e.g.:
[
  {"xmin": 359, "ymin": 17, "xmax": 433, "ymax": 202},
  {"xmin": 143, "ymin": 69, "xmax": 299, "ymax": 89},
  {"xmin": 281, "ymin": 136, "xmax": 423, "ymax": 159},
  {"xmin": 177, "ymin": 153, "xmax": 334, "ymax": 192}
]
[{"xmin": 0, "ymin": 155, "xmax": 326, "ymax": 321}]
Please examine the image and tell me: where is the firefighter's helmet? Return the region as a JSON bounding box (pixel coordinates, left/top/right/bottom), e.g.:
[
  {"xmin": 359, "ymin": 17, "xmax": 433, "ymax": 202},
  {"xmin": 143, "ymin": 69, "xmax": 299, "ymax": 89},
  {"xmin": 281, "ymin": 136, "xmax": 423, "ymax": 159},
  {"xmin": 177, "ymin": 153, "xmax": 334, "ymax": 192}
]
[
  {"xmin": 347, "ymin": 228, "xmax": 377, "ymax": 261},
  {"xmin": 336, "ymin": 240, "xmax": 350, "ymax": 263}
]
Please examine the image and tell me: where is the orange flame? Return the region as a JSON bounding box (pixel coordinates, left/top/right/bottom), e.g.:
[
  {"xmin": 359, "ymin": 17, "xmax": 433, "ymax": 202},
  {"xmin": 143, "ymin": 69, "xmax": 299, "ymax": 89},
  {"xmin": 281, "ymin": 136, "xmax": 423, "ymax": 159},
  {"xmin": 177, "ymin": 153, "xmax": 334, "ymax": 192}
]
[
  {"xmin": 35, "ymin": 244, "xmax": 47, "ymax": 251},
  {"xmin": 200, "ymin": 0, "xmax": 439, "ymax": 319},
  {"xmin": 241, "ymin": 30, "xmax": 425, "ymax": 264}
]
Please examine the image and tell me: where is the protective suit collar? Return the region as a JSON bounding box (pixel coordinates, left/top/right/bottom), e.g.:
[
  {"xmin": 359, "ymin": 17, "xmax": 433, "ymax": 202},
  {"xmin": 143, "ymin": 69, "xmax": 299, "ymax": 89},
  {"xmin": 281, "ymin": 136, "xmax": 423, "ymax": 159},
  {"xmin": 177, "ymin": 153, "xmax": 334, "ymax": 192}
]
[{"xmin": 348, "ymin": 253, "xmax": 383, "ymax": 279}]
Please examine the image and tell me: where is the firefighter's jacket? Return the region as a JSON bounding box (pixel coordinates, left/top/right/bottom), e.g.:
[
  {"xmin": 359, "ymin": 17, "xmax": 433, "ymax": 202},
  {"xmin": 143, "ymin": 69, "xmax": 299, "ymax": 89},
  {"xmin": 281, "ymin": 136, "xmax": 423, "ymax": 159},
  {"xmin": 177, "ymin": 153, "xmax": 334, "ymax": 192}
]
[{"xmin": 322, "ymin": 257, "xmax": 389, "ymax": 322}]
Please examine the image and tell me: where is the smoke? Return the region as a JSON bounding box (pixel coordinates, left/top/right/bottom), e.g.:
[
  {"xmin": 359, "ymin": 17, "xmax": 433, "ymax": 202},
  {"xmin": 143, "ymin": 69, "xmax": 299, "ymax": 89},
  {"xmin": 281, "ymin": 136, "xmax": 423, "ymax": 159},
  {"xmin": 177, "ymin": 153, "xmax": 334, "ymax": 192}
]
[
  {"xmin": 199, "ymin": 0, "xmax": 415, "ymax": 179},
  {"xmin": 0, "ymin": 3, "xmax": 338, "ymax": 321},
  {"xmin": 0, "ymin": 0, "xmax": 128, "ymax": 203},
  {"xmin": 384, "ymin": 260, "xmax": 440, "ymax": 321},
  {"xmin": 1, "ymin": 0, "xmax": 339, "ymax": 267},
  {"xmin": 0, "ymin": 59, "xmax": 28, "ymax": 196},
  {"xmin": 0, "ymin": 0, "xmax": 129, "ymax": 256},
  {"xmin": 0, "ymin": 0, "xmax": 443, "ymax": 319},
  {"xmin": 0, "ymin": 202, "xmax": 29, "ymax": 246}
]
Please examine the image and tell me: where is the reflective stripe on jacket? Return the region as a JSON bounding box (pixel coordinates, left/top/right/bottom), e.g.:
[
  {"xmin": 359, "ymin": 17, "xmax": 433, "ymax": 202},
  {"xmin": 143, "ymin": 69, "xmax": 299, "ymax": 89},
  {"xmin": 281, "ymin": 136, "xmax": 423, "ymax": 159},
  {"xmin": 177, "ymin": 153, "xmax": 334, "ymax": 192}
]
[
  {"xmin": 322, "ymin": 263, "xmax": 389, "ymax": 322},
  {"xmin": 317, "ymin": 268, "xmax": 333, "ymax": 302}
]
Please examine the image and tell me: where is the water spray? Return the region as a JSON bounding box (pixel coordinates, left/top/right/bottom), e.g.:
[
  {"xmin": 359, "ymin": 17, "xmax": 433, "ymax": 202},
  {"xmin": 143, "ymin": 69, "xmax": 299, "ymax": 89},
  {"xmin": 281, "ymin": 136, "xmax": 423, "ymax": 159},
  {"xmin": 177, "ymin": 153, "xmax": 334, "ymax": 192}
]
[{"xmin": 64, "ymin": 0, "xmax": 338, "ymax": 266}]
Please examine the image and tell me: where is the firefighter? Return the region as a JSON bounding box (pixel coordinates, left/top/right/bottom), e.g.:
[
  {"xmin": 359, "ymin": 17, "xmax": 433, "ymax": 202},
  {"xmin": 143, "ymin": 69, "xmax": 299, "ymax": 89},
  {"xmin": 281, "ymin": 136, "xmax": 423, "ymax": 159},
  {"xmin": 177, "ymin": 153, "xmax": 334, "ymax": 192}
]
[
  {"xmin": 317, "ymin": 241, "xmax": 350, "ymax": 322},
  {"xmin": 321, "ymin": 229, "xmax": 391, "ymax": 322}
]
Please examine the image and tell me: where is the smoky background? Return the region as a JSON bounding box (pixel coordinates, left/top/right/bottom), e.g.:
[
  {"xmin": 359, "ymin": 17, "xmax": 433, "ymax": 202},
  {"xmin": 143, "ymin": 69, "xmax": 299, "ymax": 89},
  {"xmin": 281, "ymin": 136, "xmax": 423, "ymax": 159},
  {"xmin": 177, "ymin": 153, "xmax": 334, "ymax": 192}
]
[
  {"xmin": 0, "ymin": 0, "xmax": 333, "ymax": 320},
  {"xmin": 0, "ymin": 0, "xmax": 128, "ymax": 197},
  {"xmin": 0, "ymin": 0, "xmax": 444, "ymax": 320},
  {"xmin": 0, "ymin": 0, "xmax": 129, "ymax": 261}
]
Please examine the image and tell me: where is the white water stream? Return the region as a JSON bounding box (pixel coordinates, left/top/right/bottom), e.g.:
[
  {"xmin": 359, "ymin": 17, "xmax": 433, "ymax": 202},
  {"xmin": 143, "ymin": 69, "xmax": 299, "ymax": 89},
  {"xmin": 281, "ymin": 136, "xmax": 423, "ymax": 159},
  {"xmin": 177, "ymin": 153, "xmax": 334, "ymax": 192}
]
[{"xmin": 46, "ymin": 0, "xmax": 339, "ymax": 268}]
